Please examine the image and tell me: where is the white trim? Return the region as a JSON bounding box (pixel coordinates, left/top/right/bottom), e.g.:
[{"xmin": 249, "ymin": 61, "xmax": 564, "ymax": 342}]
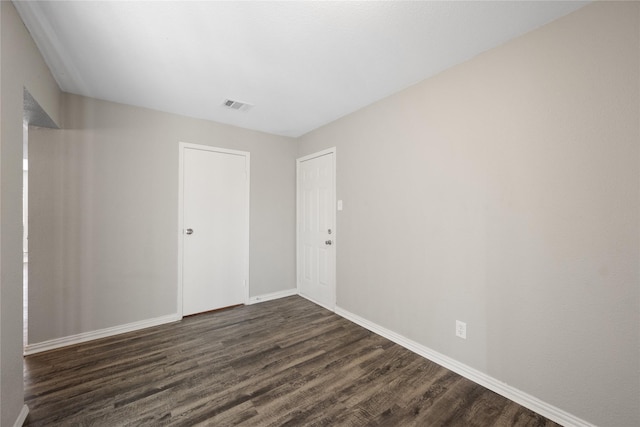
[
  {"xmin": 247, "ymin": 288, "xmax": 297, "ymax": 305},
  {"xmin": 23, "ymin": 313, "xmax": 180, "ymax": 356},
  {"xmin": 13, "ymin": 405, "xmax": 29, "ymax": 427},
  {"xmin": 335, "ymin": 306, "xmax": 595, "ymax": 427},
  {"xmin": 177, "ymin": 142, "xmax": 251, "ymax": 317},
  {"xmin": 297, "ymin": 146, "xmax": 336, "ymax": 163},
  {"xmin": 296, "ymin": 147, "xmax": 337, "ymax": 310},
  {"xmin": 178, "ymin": 142, "xmax": 185, "ymax": 317}
]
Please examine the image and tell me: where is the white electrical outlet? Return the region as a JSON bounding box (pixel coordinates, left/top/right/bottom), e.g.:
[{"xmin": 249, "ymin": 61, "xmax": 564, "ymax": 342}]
[{"xmin": 456, "ymin": 320, "xmax": 467, "ymax": 339}]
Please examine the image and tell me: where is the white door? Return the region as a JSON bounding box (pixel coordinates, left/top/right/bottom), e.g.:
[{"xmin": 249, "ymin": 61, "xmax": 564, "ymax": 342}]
[
  {"xmin": 297, "ymin": 149, "xmax": 336, "ymax": 310},
  {"xmin": 180, "ymin": 143, "xmax": 249, "ymax": 316}
]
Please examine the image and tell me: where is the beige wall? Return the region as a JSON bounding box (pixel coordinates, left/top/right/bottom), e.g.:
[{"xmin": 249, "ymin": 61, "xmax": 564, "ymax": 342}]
[
  {"xmin": 298, "ymin": 2, "xmax": 639, "ymax": 426},
  {"xmin": 0, "ymin": 1, "xmax": 62, "ymax": 425},
  {"xmin": 28, "ymin": 93, "xmax": 297, "ymax": 344}
]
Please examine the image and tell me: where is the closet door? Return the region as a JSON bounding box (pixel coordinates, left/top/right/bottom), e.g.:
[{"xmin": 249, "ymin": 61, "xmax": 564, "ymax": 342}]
[{"xmin": 180, "ymin": 143, "xmax": 249, "ymax": 315}]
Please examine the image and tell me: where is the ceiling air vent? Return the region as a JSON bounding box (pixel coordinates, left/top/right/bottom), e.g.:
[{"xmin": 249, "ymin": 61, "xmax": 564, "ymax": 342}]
[{"xmin": 222, "ymin": 99, "xmax": 253, "ymax": 112}]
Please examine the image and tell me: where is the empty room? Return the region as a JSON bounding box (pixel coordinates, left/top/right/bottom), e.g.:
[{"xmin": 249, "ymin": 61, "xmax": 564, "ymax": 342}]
[{"xmin": 0, "ymin": 1, "xmax": 638, "ymax": 426}]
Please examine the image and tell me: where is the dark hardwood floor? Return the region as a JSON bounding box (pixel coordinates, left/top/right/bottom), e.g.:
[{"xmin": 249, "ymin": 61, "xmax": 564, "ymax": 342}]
[{"xmin": 24, "ymin": 296, "xmax": 559, "ymax": 426}]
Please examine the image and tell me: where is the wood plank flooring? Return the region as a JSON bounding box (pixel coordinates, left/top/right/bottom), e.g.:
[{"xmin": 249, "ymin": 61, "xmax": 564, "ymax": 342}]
[{"xmin": 24, "ymin": 296, "xmax": 559, "ymax": 426}]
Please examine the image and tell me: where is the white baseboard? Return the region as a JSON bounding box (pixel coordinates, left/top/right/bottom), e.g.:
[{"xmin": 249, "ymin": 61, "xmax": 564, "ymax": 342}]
[
  {"xmin": 24, "ymin": 313, "xmax": 181, "ymax": 355},
  {"xmin": 335, "ymin": 306, "xmax": 594, "ymax": 427},
  {"xmin": 247, "ymin": 288, "xmax": 297, "ymax": 305},
  {"xmin": 13, "ymin": 404, "xmax": 29, "ymax": 427}
]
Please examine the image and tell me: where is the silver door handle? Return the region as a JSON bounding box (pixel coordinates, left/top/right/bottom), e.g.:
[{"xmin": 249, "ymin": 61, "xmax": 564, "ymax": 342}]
[
  {"xmin": 186, "ymin": 228, "xmax": 194, "ymax": 235},
  {"xmin": 325, "ymin": 240, "xmax": 332, "ymax": 245}
]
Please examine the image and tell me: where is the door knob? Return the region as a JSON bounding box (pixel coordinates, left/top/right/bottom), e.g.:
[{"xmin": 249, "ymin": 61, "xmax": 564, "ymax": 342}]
[
  {"xmin": 325, "ymin": 240, "xmax": 332, "ymax": 245},
  {"xmin": 186, "ymin": 228, "xmax": 194, "ymax": 235}
]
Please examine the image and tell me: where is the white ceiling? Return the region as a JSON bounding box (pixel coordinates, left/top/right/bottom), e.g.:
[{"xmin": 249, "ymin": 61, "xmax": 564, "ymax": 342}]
[{"xmin": 14, "ymin": 1, "xmax": 589, "ymax": 137}]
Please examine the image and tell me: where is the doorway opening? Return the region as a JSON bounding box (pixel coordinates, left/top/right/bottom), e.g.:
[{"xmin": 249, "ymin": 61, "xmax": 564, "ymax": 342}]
[
  {"xmin": 23, "ymin": 120, "xmax": 28, "ymax": 347},
  {"xmin": 22, "ymin": 87, "xmax": 60, "ymax": 350}
]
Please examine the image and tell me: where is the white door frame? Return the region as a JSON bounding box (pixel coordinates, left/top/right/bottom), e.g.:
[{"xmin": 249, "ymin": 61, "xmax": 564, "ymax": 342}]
[
  {"xmin": 296, "ymin": 147, "xmax": 337, "ymax": 311},
  {"xmin": 177, "ymin": 142, "xmax": 251, "ymax": 318}
]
